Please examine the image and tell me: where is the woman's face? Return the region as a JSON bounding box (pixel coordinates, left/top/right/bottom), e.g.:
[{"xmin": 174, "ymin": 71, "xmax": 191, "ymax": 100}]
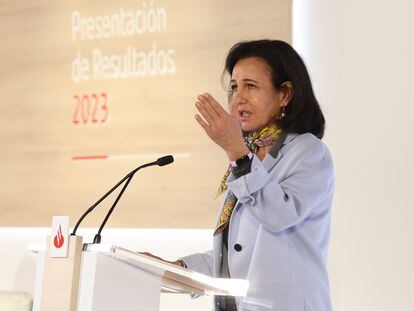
[{"xmin": 229, "ymin": 57, "xmax": 284, "ymax": 132}]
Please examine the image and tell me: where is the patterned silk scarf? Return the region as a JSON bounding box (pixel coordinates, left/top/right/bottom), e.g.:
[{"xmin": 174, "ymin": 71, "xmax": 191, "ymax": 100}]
[{"xmin": 214, "ymin": 123, "xmax": 283, "ymax": 235}]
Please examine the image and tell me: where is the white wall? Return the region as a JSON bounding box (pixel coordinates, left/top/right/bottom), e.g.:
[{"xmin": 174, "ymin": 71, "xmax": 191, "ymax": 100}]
[{"xmin": 293, "ymin": 0, "xmax": 414, "ymax": 310}]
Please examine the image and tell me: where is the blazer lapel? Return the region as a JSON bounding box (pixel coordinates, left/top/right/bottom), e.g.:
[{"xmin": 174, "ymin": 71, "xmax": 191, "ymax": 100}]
[{"xmin": 262, "ymin": 131, "xmax": 295, "ymax": 172}]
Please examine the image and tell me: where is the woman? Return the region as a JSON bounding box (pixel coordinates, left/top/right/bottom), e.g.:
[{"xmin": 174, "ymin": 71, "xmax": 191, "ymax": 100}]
[{"xmin": 154, "ymin": 40, "xmax": 334, "ymax": 311}]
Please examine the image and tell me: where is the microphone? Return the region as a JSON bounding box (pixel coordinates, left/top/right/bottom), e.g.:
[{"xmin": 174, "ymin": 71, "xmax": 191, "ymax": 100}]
[
  {"xmin": 71, "ymin": 155, "xmax": 174, "ymax": 238},
  {"xmin": 157, "ymin": 155, "xmax": 174, "ymax": 166}
]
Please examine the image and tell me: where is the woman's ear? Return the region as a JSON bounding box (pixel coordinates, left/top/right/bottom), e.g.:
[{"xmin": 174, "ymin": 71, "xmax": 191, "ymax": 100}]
[{"xmin": 280, "ymin": 81, "xmax": 293, "ymax": 107}]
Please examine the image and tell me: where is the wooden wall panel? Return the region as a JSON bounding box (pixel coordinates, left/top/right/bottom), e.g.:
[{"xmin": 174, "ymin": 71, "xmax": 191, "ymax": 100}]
[{"xmin": 0, "ymin": 0, "xmax": 291, "ymax": 228}]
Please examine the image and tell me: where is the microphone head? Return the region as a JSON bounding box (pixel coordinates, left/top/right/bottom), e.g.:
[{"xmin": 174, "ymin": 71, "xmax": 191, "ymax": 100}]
[{"xmin": 157, "ymin": 155, "xmax": 174, "ymax": 166}]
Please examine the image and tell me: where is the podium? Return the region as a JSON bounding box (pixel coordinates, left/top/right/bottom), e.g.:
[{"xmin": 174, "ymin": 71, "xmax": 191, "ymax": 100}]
[{"xmin": 31, "ymin": 236, "xmax": 248, "ymax": 311}]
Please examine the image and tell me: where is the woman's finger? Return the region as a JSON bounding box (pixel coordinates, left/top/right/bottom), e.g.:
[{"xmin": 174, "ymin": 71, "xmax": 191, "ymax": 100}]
[
  {"xmin": 195, "ymin": 101, "xmax": 215, "ymax": 125},
  {"xmin": 203, "ymin": 93, "xmax": 228, "ymax": 116},
  {"xmin": 198, "ymin": 94, "xmax": 221, "ymax": 118},
  {"xmin": 195, "ymin": 114, "xmax": 212, "ymax": 135}
]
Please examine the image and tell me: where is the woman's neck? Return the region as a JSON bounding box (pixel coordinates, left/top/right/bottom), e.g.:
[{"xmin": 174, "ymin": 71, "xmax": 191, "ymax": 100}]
[{"xmin": 256, "ymin": 146, "xmax": 270, "ymax": 161}]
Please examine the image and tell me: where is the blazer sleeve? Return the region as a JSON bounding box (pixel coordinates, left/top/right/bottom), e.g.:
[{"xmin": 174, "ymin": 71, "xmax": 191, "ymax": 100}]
[
  {"xmin": 226, "ymin": 135, "xmax": 334, "ymax": 233},
  {"xmin": 180, "ymin": 250, "xmax": 213, "ymax": 277}
]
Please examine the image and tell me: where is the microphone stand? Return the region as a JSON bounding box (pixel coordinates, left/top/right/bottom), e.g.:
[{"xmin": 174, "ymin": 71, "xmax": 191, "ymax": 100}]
[
  {"xmin": 92, "ymin": 173, "xmax": 134, "ymax": 244},
  {"xmin": 70, "ymin": 160, "xmax": 157, "ymax": 237}
]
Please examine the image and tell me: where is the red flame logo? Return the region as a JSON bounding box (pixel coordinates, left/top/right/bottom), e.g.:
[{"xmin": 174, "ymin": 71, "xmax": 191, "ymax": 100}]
[{"xmin": 53, "ymin": 225, "xmax": 64, "ymax": 248}]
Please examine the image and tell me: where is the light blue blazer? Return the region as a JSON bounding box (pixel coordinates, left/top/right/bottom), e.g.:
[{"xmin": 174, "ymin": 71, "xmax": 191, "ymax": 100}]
[{"xmin": 182, "ymin": 133, "xmax": 335, "ymax": 311}]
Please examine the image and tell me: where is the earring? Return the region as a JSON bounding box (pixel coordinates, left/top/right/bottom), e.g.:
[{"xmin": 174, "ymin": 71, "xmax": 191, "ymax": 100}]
[{"xmin": 281, "ymin": 106, "xmax": 286, "ymax": 119}]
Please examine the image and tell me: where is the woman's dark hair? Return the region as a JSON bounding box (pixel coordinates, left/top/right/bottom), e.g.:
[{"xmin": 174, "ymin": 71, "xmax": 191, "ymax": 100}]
[{"xmin": 223, "ymin": 39, "xmax": 325, "ymax": 139}]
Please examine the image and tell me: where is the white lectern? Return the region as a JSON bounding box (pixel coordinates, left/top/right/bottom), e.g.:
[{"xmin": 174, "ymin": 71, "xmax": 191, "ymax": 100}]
[{"xmin": 31, "ymin": 236, "xmax": 248, "ymax": 311}]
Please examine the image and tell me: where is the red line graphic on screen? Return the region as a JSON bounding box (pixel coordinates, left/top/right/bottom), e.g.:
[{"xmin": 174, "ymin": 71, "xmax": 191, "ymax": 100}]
[
  {"xmin": 71, "ymin": 153, "xmax": 190, "ymax": 161},
  {"xmin": 72, "ymin": 155, "xmax": 108, "ymax": 161},
  {"xmin": 53, "ymin": 225, "xmax": 64, "ymax": 248}
]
